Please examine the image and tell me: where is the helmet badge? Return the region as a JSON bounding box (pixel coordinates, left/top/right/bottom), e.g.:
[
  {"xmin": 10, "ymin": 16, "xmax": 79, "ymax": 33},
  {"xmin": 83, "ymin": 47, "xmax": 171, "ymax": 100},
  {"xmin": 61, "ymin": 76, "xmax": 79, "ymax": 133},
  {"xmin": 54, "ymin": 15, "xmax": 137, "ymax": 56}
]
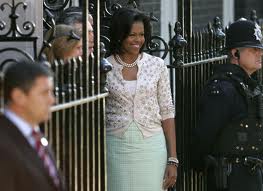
[{"xmin": 254, "ymin": 23, "xmax": 262, "ymax": 41}]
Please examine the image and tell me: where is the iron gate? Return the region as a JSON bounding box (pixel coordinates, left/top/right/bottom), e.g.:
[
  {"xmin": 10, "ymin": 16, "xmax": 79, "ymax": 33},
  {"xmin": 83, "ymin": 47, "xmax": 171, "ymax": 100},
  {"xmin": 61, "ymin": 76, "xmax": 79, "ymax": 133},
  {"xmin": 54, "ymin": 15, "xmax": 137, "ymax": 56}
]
[
  {"xmin": 1, "ymin": 0, "xmax": 263, "ymax": 191},
  {"xmin": 0, "ymin": 0, "xmax": 109, "ymax": 191}
]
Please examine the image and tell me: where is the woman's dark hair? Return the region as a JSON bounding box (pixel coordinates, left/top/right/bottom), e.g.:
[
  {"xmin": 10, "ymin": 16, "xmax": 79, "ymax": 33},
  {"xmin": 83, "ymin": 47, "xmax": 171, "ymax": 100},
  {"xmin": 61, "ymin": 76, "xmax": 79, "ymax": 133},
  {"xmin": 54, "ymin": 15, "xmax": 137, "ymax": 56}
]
[{"xmin": 109, "ymin": 8, "xmax": 152, "ymax": 55}]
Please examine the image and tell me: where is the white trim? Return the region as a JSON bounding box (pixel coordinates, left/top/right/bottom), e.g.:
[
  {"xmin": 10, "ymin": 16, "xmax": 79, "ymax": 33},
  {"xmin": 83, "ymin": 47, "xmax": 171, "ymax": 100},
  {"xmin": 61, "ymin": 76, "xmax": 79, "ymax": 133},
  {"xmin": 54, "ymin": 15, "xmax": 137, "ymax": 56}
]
[
  {"xmin": 160, "ymin": 0, "xmax": 177, "ymax": 66},
  {"xmin": 160, "ymin": 0, "xmax": 177, "ymax": 42},
  {"xmin": 27, "ymin": 0, "xmax": 43, "ymax": 55},
  {"xmin": 223, "ymin": 0, "xmax": 234, "ymax": 27},
  {"xmin": 160, "ymin": 0, "xmax": 177, "ymax": 103}
]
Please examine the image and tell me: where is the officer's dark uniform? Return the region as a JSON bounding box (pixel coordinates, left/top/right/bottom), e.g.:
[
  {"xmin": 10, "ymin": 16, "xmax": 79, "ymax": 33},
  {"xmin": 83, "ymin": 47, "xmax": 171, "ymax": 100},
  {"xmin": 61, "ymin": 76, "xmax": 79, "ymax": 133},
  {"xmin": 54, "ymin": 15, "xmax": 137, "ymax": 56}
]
[{"xmin": 192, "ymin": 19, "xmax": 263, "ymax": 191}]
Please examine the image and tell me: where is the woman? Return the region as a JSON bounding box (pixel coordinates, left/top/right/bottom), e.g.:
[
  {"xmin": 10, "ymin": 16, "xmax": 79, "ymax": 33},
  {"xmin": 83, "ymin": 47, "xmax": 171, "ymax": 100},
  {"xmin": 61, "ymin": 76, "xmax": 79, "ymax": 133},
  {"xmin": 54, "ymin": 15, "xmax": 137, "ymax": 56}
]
[
  {"xmin": 56, "ymin": 6, "xmax": 94, "ymax": 56},
  {"xmin": 43, "ymin": 24, "xmax": 83, "ymax": 63},
  {"xmin": 106, "ymin": 8, "xmax": 178, "ymax": 191}
]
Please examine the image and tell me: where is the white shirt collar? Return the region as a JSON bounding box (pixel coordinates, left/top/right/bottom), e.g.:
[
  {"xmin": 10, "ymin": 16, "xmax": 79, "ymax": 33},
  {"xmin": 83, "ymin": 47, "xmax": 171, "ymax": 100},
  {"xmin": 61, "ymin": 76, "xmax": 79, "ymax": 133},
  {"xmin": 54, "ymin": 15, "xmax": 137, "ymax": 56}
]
[{"xmin": 4, "ymin": 108, "xmax": 36, "ymax": 139}]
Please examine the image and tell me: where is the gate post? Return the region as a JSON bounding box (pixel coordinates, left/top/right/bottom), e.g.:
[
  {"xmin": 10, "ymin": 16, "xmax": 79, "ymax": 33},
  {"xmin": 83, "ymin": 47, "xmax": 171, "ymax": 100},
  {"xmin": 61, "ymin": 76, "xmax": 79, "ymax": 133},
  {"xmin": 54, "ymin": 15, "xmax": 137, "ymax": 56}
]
[
  {"xmin": 176, "ymin": 0, "xmax": 192, "ymax": 191},
  {"xmin": 0, "ymin": 0, "xmax": 43, "ymax": 62},
  {"xmin": 177, "ymin": 0, "xmax": 192, "ymax": 62}
]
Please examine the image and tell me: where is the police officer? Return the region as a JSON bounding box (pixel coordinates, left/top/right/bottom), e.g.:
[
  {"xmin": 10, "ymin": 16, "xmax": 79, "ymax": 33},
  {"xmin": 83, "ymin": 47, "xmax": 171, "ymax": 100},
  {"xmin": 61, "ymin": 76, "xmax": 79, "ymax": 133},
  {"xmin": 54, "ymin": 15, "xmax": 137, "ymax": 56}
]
[{"xmin": 192, "ymin": 19, "xmax": 263, "ymax": 191}]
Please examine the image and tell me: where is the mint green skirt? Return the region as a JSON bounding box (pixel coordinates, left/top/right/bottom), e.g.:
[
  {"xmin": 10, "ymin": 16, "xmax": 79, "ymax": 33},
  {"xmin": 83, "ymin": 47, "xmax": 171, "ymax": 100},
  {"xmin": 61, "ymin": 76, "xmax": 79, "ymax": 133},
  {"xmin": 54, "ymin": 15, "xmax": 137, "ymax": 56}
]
[{"xmin": 106, "ymin": 122, "xmax": 167, "ymax": 191}]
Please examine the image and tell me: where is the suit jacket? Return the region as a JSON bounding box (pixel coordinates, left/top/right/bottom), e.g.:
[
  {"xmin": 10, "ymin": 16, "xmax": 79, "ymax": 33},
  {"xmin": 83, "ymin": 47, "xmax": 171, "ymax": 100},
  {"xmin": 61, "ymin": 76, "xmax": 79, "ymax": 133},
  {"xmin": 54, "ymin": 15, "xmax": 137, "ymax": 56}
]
[{"xmin": 0, "ymin": 115, "xmax": 65, "ymax": 191}]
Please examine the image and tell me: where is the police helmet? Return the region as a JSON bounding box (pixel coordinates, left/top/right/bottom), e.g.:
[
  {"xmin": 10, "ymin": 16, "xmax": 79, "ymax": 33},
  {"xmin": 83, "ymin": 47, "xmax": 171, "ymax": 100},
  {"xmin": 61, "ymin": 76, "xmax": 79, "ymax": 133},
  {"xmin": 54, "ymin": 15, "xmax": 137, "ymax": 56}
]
[{"xmin": 225, "ymin": 18, "xmax": 263, "ymax": 50}]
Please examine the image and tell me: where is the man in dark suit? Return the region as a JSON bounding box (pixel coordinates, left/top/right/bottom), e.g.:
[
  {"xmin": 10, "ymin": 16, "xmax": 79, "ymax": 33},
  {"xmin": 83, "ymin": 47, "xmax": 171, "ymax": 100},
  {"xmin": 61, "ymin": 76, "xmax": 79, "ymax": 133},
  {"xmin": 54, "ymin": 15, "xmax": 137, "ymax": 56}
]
[{"xmin": 0, "ymin": 59, "xmax": 65, "ymax": 191}]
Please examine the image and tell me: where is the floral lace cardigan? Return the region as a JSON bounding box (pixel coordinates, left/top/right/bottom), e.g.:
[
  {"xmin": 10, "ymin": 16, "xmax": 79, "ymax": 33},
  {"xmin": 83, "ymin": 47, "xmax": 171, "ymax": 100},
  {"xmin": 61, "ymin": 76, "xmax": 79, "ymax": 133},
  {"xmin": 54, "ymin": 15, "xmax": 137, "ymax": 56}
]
[{"xmin": 106, "ymin": 52, "xmax": 175, "ymax": 138}]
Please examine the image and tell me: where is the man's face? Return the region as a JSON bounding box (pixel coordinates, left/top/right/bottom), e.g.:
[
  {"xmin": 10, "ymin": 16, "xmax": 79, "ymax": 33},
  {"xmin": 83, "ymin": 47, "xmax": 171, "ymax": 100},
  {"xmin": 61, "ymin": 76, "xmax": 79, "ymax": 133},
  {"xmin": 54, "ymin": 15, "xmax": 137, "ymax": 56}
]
[
  {"xmin": 239, "ymin": 47, "xmax": 263, "ymax": 74},
  {"xmin": 87, "ymin": 21, "xmax": 94, "ymax": 55},
  {"xmin": 73, "ymin": 22, "xmax": 94, "ymax": 56},
  {"xmin": 22, "ymin": 76, "xmax": 55, "ymax": 125}
]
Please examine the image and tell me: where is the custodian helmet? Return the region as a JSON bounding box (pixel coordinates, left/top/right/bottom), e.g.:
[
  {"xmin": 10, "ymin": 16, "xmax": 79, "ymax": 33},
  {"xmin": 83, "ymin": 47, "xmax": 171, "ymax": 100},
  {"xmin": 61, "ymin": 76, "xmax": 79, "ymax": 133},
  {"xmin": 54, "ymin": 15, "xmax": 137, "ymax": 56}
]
[{"xmin": 225, "ymin": 18, "xmax": 263, "ymax": 50}]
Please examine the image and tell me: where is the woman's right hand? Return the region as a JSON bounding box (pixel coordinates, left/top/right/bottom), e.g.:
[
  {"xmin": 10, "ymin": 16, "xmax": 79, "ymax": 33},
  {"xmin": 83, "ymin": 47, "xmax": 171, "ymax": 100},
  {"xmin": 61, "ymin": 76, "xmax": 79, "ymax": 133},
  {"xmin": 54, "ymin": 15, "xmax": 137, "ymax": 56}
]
[{"xmin": 162, "ymin": 164, "xmax": 177, "ymax": 189}]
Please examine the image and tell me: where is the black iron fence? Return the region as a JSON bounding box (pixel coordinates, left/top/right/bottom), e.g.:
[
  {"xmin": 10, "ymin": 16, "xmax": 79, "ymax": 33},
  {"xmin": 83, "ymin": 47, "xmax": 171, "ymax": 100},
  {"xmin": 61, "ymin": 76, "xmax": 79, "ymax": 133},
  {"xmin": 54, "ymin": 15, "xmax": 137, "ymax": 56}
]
[
  {"xmin": 42, "ymin": 1, "xmax": 112, "ymax": 189},
  {"xmin": 1, "ymin": 0, "xmax": 263, "ymax": 191},
  {"xmin": 172, "ymin": 9, "xmax": 263, "ymax": 191},
  {"xmin": 41, "ymin": 55, "xmax": 109, "ymax": 191},
  {"xmin": 0, "ymin": 1, "xmax": 109, "ymax": 191}
]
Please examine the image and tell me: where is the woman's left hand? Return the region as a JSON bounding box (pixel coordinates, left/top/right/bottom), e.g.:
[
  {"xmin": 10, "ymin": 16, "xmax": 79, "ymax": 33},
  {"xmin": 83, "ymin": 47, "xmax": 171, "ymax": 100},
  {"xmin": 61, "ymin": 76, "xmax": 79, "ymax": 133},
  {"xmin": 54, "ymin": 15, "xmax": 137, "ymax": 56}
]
[{"xmin": 162, "ymin": 164, "xmax": 177, "ymax": 190}]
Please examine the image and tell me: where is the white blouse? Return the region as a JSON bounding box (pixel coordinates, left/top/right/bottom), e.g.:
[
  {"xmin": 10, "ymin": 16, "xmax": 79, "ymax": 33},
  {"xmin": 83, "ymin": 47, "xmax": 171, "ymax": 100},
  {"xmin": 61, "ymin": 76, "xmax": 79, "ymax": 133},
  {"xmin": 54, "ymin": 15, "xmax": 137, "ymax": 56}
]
[
  {"xmin": 123, "ymin": 80, "xmax": 137, "ymax": 98},
  {"xmin": 106, "ymin": 52, "xmax": 175, "ymax": 138}
]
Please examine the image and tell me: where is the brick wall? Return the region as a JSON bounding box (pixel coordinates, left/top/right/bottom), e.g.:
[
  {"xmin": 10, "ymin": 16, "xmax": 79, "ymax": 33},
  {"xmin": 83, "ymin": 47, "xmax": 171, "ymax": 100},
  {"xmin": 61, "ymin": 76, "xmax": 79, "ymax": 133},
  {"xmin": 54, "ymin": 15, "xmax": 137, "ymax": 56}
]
[
  {"xmin": 109, "ymin": 0, "xmax": 225, "ymax": 33},
  {"xmin": 109, "ymin": 0, "xmax": 243, "ymax": 33},
  {"xmin": 105, "ymin": 0, "xmax": 263, "ymax": 35},
  {"xmin": 192, "ymin": 0, "xmax": 223, "ymax": 30},
  {"xmin": 108, "ymin": 0, "xmax": 161, "ymax": 35},
  {"xmin": 235, "ymin": 0, "xmax": 263, "ymax": 21},
  {"xmin": 140, "ymin": 1, "xmax": 160, "ymax": 36}
]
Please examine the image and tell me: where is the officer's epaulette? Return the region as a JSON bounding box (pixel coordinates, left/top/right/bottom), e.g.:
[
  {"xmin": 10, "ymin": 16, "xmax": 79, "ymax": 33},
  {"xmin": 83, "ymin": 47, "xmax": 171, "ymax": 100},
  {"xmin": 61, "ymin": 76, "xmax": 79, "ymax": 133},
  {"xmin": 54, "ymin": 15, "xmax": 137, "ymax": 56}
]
[
  {"xmin": 206, "ymin": 79, "xmax": 222, "ymax": 96},
  {"xmin": 208, "ymin": 72, "xmax": 248, "ymax": 98}
]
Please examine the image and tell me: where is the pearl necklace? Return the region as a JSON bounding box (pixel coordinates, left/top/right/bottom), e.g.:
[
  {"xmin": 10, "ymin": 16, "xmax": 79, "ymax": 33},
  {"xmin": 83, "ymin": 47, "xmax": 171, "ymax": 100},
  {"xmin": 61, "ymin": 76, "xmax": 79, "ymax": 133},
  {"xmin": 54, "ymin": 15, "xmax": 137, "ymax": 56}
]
[{"xmin": 116, "ymin": 54, "xmax": 141, "ymax": 68}]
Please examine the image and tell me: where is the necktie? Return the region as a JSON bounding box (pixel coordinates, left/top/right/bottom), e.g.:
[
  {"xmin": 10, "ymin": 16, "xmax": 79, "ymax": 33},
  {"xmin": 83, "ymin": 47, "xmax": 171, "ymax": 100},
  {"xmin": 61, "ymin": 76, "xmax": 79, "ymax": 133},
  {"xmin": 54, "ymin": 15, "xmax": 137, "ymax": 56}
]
[{"xmin": 31, "ymin": 129, "xmax": 60, "ymax": 187}]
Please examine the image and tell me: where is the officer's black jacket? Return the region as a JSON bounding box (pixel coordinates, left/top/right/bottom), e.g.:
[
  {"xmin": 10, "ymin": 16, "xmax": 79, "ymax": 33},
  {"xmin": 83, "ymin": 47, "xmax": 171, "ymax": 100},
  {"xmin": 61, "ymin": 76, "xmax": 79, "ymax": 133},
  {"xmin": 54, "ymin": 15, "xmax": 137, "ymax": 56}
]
[
  {"xmin": 191, "ymin": 63, "xmax": 257, "ymax": 169},
  {"xmin": 191, "ymin": 63, "xmax": 263, "ymax": 191}
]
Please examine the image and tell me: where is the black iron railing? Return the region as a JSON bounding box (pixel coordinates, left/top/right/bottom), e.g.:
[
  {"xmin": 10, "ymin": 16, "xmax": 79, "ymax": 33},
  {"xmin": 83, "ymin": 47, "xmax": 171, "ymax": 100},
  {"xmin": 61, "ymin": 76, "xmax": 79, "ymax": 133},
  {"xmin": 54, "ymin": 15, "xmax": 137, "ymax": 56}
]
[{"xmin": 1, "ymin": 0, "xmax": 263, "ymax": 191}]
